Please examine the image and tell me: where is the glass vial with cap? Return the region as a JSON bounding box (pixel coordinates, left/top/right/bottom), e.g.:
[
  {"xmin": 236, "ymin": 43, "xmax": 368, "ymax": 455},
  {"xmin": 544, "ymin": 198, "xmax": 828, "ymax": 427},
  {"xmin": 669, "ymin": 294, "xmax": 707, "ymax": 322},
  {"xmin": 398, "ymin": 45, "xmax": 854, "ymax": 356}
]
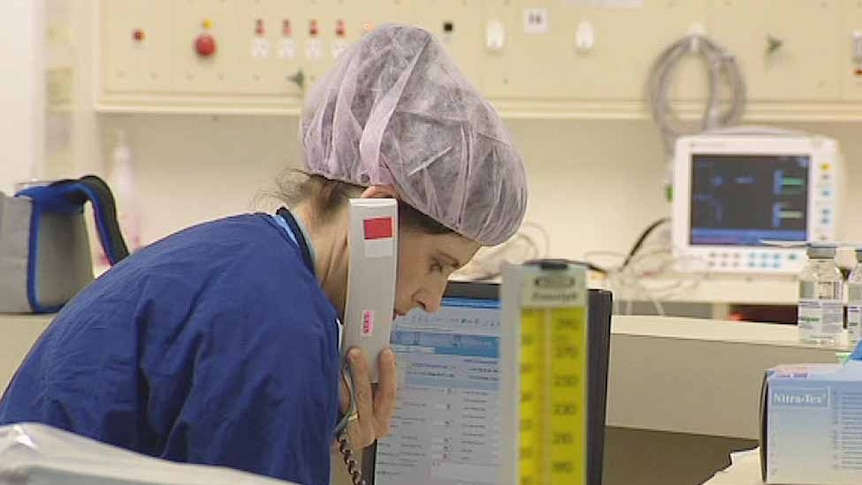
[
  {"xmin": 798, "ymin": 244, "xmax": 844, "ymax": 345},
  {"xmin": 848, "ymin": 248, "xmax": 862, "ymax": 347}
]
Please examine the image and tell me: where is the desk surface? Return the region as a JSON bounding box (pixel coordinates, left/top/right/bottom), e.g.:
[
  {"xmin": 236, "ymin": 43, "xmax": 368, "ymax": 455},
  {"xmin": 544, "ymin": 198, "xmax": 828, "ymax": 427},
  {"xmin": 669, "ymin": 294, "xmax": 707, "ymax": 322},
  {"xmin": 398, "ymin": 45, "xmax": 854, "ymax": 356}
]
[
  {"xmin": 0, "ymin": 313, "xmax": 854, "ymax": 440},
  {"xmin": 613, "ymin": 315, "xmax": 850, "ymax": 350},
  {"xmin": 702, "ymin": 449, "xmax": 762, "ymax": 485},
  {"xmin": 600, "ymin": 276, "xmax": 798, "ymax": 305},
  {"xmin": 608, "ymin": 316, "xmax": 850, "ymax": 439}
]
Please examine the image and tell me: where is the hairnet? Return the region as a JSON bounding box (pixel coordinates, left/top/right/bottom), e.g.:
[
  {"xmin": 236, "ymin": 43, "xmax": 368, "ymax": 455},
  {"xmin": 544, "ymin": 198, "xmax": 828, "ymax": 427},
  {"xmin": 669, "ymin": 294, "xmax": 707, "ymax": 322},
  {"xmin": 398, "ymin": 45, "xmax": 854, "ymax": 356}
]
[{"xmin": 300, "ymin": 24, "xmax": 528, "ymax": 246}]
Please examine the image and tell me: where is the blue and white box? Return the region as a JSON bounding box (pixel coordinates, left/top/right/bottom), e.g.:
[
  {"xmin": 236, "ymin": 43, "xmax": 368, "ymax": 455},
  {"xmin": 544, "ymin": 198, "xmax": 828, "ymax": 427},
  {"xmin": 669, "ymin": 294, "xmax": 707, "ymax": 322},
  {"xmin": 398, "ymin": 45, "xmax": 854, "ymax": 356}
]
[{"xmin": 760, "ymin": 361, "xmax": 862, "ymax": 484}]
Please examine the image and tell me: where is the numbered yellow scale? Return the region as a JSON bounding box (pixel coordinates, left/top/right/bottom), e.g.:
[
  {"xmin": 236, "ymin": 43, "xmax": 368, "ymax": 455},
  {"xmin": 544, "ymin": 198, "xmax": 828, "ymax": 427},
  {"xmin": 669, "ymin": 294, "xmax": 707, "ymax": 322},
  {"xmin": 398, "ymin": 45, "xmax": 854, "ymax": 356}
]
[{"xmin": 501, "ymin": 261, "xmax": 588, "ymax": 485}]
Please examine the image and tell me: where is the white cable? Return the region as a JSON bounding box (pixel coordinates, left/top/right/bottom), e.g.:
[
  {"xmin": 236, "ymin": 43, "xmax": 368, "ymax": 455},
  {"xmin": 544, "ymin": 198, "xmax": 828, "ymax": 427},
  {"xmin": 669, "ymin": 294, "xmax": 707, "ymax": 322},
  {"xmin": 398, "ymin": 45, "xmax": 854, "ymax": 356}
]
[
  {"xmin": 585, "ymin": 245, "xmax": 708, "ymax": 316},
  {"xmin": 650, "ymin": 296, "xmax": 667, "ymax": 317},
  {"xmin": 455, "ymin": 221, "xmax": 550, "ymax": 281},
  {"xmin": 647, "ymin": 32, "xmax": 746, "ymax": 156},
  {"xmin": 520, "ymin": 221, "xmax": 551, "ymax": 257}
]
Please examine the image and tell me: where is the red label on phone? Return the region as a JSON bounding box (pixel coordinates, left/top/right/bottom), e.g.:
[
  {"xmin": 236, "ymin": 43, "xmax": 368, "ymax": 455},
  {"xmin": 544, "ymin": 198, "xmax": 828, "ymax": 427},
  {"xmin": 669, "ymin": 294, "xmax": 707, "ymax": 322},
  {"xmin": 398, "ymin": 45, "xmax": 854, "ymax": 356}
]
[{"xmin": 364, "ymin": 217, "xmax": 393, "ymax": 240}]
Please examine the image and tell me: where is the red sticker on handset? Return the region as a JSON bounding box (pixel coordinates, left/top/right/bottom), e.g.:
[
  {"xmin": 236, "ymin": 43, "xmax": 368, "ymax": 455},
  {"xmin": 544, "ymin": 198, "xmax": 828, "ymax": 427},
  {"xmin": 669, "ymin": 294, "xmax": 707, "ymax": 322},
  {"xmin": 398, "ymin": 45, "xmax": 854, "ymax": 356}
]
[
  {"xmin": 364, "ymin": 217, "xmax": 393, "ymax": 240},
  {"xmin": 362, "ymin": 310, "xmax": 374, "ymax": 337}
]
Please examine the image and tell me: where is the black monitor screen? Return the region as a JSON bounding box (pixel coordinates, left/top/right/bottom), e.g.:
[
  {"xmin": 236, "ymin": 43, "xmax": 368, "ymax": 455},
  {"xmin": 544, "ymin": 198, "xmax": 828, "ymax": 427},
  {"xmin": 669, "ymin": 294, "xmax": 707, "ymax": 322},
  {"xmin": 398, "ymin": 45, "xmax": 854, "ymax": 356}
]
[{"xmin": 689, "ymin": 154, "xmax": 810, "ymax": 246}]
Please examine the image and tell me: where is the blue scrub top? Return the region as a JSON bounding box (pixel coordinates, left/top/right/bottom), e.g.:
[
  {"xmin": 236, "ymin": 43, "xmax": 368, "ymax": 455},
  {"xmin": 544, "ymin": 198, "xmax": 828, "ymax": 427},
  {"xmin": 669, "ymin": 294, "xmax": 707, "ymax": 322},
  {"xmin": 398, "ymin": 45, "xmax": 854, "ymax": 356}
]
[{"xmin": 0, "ymin": 214, "xmax": 341, "ymax": 485}]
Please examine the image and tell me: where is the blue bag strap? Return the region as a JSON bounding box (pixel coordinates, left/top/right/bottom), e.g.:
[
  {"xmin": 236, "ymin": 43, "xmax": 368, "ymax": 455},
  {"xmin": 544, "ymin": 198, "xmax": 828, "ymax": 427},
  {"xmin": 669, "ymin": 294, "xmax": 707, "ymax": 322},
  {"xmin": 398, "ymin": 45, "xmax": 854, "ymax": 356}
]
[
  {"xmin": 17, "ymin": 175, "xmax": 130, "ymax": 265},
  {"xmin": 16, "ymin": 176, "xmax": 130, "ymax": 313}
]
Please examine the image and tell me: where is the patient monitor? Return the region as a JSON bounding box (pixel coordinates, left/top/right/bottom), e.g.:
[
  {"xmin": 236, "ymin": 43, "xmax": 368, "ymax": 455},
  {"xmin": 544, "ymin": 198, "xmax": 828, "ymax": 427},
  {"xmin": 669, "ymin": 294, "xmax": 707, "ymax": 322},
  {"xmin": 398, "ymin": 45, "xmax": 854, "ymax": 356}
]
[{"xmin": 672, "ymin": 128, "xmax": 842, "ymax": 274}]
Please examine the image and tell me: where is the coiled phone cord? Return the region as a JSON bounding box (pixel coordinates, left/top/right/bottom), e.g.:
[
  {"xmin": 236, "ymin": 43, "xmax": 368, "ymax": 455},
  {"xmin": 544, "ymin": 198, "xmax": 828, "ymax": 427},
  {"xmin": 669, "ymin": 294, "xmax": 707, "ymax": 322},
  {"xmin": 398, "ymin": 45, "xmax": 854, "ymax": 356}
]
[{"xmin": 335, "ymin": 362, "xmax": 366, "ymax": 485}]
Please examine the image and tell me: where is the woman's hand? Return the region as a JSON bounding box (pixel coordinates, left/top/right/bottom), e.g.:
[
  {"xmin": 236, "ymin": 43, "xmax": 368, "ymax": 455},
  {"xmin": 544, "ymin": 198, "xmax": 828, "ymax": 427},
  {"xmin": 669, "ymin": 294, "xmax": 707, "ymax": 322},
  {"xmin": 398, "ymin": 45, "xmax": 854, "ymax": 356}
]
[{"xmin": 339, "ymin": 347, "xmax": 398, "ymax": 448}]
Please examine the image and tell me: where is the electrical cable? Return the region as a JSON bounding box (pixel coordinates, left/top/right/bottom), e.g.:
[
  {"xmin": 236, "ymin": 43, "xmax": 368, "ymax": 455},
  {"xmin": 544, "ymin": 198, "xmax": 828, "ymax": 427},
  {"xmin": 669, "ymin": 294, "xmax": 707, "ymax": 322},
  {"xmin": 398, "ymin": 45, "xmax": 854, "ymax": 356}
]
[
  {"xmin": 335, "ymin": 363, "xmax": 366, "ymax": 485},
  {"xmin": 584, "ymin": 218, "xmax": 709, "ymax": 316},
  {"xmin": 454, "ymin": 222, "xmax": 553, "ymax": 281},
  {"xmin": 647, "ymin": 31, "xmax": 747, "ymax": 157},
  {"xmin": 621, "ymin": 217, "xmax": 670, "ymax": 269}
]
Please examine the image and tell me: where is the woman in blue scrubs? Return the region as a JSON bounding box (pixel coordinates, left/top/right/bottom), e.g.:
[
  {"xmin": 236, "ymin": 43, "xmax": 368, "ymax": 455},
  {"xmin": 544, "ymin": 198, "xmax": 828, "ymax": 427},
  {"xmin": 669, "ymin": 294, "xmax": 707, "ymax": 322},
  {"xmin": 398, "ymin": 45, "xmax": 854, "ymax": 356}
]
[{"xmin": 0, "ymin": 24, "xmax": 528, "ymax": 485}]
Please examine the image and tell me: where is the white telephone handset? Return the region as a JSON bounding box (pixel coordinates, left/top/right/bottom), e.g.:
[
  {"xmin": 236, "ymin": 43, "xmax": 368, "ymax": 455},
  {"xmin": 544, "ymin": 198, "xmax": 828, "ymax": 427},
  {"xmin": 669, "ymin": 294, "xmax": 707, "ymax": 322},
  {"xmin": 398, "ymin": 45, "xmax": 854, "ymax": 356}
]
[{"xmin": 342, "ymin": 198, "xmax": 398, "ymax": 383}]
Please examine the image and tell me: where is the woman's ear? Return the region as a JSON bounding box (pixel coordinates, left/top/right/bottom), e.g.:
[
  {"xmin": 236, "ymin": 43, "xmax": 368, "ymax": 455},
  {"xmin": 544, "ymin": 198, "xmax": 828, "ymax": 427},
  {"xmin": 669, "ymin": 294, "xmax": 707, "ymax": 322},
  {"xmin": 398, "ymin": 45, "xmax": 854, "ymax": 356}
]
[{"xmin": 360, "ymin": 185, "xmax": 399, "ymax": 199}]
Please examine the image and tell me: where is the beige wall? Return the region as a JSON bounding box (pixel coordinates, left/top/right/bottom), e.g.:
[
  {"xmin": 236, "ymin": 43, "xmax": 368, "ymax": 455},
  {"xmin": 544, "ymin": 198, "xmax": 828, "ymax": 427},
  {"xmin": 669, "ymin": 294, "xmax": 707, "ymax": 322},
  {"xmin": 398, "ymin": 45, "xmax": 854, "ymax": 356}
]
[
  {"xmin": 90, "ymin": 115, "xmax": 861, "ymax": 261},
  {"xmin": 0, "ymin": 0, "xmax": 43, "ymax": 194}
]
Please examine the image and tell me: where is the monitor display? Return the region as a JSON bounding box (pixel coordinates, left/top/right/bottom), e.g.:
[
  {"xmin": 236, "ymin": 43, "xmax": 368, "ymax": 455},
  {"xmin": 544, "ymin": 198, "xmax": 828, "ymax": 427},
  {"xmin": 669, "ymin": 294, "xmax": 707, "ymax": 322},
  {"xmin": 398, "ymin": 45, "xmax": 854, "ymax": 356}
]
[
  {"xmin": 689, "ymin": 154, "xmax": 810, "ymax": 246},
  {"xmin": 373, "ymin": 295, "xmax": 502, "ymax": 485}
]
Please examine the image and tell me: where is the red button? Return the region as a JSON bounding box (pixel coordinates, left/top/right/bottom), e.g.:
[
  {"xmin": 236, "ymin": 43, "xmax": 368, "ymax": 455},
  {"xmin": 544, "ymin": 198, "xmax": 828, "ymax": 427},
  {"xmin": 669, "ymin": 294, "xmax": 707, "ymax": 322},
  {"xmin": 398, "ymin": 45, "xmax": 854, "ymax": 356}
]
[
  {"xmin": 195, "ymin": 33, "xmax": 217, "ymax": 57},
  {"xmin": 132, "ymin": 29, "xmax": 145, "ymax": 42}
]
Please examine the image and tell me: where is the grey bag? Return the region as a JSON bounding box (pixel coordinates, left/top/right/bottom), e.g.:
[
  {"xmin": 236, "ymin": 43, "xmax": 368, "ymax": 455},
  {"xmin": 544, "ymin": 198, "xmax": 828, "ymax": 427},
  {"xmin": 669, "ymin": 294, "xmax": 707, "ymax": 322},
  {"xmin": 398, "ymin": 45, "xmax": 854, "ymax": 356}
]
[{"xmin": 0, "ymin": 176, "xmax": 129, "ymax": 313}]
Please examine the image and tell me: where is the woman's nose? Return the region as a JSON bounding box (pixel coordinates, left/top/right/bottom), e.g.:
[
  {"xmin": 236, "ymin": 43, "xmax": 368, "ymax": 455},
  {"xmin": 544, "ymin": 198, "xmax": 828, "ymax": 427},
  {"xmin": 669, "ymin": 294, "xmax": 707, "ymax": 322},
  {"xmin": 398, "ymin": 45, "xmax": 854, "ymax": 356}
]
[{"xmin": 416, "ymin": 292, "xmax": 442, "ymax": 313}]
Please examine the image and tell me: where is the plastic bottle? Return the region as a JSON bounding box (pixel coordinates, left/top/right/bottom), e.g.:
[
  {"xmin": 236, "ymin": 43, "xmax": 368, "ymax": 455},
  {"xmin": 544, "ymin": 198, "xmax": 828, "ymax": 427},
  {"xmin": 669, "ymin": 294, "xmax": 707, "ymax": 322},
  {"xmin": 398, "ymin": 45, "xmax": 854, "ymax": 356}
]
[
  {"xmin": 110, "ymin": 130, "xmax": 141, "ymax": 252},
  {"xmin": 797, "ymin": 244, "xmax": 843, "ymax": 345}
]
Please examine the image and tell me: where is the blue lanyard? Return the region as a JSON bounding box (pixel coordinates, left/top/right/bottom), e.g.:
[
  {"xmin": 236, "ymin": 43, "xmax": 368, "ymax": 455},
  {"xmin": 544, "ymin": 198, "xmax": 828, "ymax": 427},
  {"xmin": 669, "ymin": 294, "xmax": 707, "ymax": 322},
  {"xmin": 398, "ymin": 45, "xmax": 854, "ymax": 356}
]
[
  {"xmin": 276, "ymin": 209, "xmax": 349, "ymax": 440},
  {"xmin": 275, "ymin": 207, "xmax": 315, "ymax": 275}
]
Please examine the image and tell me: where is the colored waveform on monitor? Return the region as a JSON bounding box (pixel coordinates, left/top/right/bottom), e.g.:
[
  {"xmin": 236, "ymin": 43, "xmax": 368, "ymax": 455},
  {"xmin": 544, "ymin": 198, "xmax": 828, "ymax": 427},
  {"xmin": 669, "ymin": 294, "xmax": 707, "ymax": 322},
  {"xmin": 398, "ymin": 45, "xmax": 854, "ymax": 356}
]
[
  {"xmin": 772, "ymin": 203, "xmax": 804, "ymax": 228},
  {"xmin": 773, "ymin": 170, "xmax": 805, "ymax": 196}
]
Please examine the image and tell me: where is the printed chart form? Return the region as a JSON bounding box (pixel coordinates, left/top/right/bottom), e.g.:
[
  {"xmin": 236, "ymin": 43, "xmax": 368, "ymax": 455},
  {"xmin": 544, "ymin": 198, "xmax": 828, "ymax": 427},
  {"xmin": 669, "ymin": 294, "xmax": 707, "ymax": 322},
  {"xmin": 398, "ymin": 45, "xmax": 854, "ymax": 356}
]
[{"xmin": 376, "ymin": 300, "xmax": 502, "ymax": 485}]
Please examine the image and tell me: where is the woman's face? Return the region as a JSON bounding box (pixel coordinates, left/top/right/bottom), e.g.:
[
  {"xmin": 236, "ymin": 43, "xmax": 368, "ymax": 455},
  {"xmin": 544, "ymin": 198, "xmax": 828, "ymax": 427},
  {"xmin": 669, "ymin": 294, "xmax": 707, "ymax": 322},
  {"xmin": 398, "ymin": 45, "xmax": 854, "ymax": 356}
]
[
  {"xmin": 394, "ymin": 228, "xmax": 480, "ymax": 317},
  {"xmin": 355, "ymin": 185, "xmax": 481, "ymax": 317}
]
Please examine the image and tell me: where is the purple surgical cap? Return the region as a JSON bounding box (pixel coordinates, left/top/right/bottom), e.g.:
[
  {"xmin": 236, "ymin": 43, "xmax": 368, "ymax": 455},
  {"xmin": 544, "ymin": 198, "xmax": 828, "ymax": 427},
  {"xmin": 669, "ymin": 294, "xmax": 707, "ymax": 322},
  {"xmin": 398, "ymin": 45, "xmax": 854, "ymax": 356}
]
[{"xmin": 300, "ymin": 23, "xmax": 528, "ymax": 246}]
